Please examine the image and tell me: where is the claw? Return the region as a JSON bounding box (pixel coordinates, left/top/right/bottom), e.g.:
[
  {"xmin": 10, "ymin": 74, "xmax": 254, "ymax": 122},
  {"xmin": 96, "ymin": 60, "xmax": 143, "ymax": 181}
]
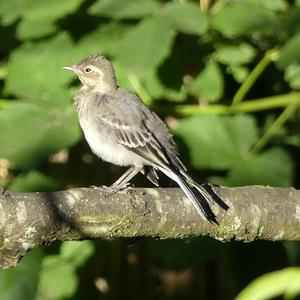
[{"xmin": 104, "ymin": 183, "xmax": 131, "ymax": 198}]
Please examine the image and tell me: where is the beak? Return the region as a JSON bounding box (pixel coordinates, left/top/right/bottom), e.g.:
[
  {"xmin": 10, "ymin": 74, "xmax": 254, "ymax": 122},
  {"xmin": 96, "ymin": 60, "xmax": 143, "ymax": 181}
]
[{"xmin": 61, "ymin": 65, "xmax": 80, "ymax": 73}]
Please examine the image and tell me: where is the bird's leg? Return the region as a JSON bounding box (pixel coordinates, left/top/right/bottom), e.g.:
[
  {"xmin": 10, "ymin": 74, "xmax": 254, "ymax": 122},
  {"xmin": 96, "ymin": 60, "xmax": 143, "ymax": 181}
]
[{"xmin": 105, "ymin": 166, "xmax": 141, "ymax": 197}]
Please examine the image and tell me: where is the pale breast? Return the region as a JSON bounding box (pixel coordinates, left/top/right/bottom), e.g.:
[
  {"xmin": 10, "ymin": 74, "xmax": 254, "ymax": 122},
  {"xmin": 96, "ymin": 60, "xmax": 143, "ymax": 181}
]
[{"xmin": 79, "ymin": 117, "xmax": 144, "ymax": 167}]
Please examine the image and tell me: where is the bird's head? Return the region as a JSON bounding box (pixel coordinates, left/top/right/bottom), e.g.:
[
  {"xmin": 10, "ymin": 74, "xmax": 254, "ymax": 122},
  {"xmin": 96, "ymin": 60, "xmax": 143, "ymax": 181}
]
[{"xmin": 63, "ymin": 54, "xmax": 117, "ymax": 92}]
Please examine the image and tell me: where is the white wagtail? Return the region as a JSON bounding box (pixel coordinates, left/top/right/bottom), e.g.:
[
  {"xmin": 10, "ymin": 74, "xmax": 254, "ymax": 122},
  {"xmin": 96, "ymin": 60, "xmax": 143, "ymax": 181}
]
[{"xmin": 63, "ymin": 54, "xmax": 229, "ymax": 224}]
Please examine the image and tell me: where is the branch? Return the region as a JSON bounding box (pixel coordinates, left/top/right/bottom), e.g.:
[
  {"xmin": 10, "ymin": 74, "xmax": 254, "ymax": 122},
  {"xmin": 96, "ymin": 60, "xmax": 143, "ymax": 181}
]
[{"xmin": 0, "ymin": 185, "xmax": 299, "ymax": 269}]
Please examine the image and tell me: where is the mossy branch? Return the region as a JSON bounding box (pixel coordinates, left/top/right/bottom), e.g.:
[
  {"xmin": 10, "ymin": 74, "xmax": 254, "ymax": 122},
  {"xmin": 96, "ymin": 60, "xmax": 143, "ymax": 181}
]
[{"xmin": 0, "ymin": 185, "xmax": 299, "ymax": 269}]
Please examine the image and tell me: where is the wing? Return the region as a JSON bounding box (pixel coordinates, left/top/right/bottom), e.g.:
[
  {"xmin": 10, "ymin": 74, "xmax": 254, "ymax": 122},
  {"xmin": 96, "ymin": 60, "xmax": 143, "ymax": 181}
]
[
  {"xmin": 101, "ymin": 112, "xmax": 170, "ymax": 168},
  {"xmin": 95, "ymin": 91, "xmax": 186, "ymax": 171}
]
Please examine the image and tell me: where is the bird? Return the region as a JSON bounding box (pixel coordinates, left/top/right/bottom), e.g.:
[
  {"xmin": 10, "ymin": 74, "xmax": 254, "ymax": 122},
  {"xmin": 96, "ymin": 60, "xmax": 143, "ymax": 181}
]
[{"xmin": 63, "ymin": 54, "xmax": 229, "ymax": 224}]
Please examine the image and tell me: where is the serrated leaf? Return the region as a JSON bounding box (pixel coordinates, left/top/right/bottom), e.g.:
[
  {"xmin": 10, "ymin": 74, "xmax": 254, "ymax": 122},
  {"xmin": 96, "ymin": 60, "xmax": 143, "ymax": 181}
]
[
  {"xmin": 76, "ymin": 21, "xmax": 133, "ymax": 58},
  {"xmin": 161, "ymin": 2, "xmax": 208, "ymax": 35},
  {"xmin": 236, "ymin": 267, "xmax": 300, "ymax": 300},
  {"xmin": 214, "ymin": 43, "xmax": 256, "ymax": 66},
  {"xmin": 60, "ymin": 241, "xmax": 95, "ymax": 268},
  {"xmin": 226, "ymin": 148, "xmax": 293, "ymax": 187},
  {"xmin": 189, "ymin": 60, "xmax": 224, "ymax": 102},
  {"xmin": 88, "ymin": 0, "xmax": 160, "ymax": 19},
  {"xmin": 174, "ymin": 115, "xmax": 258, "ymax": 170},
  {"xmin": 0, "ymin": 103, "xmax": 81, "ymax": 168},
  {"xmin": 0, "ymin": 0, "xmax": 83, "ymax": 37},
  {"xmin": 36, "ymin": 256, "xmax": 77, "ymax": 300},
  {"xmin": 0, "ymin": 250, "xmax": 43, "ymax": 300},
  {"xmin": 116, "ymin": 16, "xmax": 175, "ymax": 76},
  {"xmin": 9, "ymin": 171, "xmax": 60, "ymax": 192},
  {"xmin": 277, "ymin": 33, "xmax": 300, "ymax": 69},
  {"xmin": 5, "ymin": 32, "xmax": 76, "ymax": 107},
  {"xmin": 211, "ymin": 1, "xmax": 280, "ymax": 37}
]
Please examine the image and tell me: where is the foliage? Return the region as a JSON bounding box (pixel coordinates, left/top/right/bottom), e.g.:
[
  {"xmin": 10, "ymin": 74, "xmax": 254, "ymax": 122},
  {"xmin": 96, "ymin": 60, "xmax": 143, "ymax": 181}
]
[
  {"xmin": 236, "ymin": 268, "xmax": 300, "ymax": 300},
  {"xmin": 0, "ymin": 0, "xmax": 300, "ymax": 299}
]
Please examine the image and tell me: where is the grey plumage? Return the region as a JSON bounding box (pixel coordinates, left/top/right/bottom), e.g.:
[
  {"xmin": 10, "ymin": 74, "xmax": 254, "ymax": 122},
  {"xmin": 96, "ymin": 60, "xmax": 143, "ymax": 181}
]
[{"xmin": 63, "ymin": 54, "xmax": 229, "ymax": 223}]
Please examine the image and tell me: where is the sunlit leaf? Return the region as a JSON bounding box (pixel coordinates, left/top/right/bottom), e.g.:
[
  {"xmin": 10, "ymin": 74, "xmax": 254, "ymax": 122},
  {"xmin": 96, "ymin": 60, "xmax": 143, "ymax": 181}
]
[
  {"xmin": 0, "ymin": 0, "xmax": 83, "ymax": 38},
  {"xmin": 0, "ymin": 250, "xmax": 43, "ymax": 300},
  {"xmin": 144, "ymin": 69, "xmax": 187, "ymax": 102},
  {"xmin": 17, "ymin": 19, "xmax": 57, "ymax": 40},
  {"xmin": 88, "ymin": 0, "xmax": 160, "ymax": 19},
  {"xmin": 226, "ymin": 148, "xmax": 293, "ymax": 187},
  {"xmin": 36, "ymin": 256, "xmax": 78, "ymax": 300},
  {"xmin": 236, "ymin": 268, "xmax": 300, "ymax": 300},
  {"xmin": 212, "ymin": 1, "xmax": 280, "ymax": 37},
  {"xmin": 161, "ymin": 2, "xmax": 208, "ymax": 35},
  {"xmin": 188, "ymin": 60, "xmax": 224, "ymax": 102},
  {"xmin": 116, "ymin": 16, "xmax": 175, "ymax": 76},
  {"xmin": 214, "ymin": 43, "xmax": 256, "ymax": 66},
  {"xmin": 35, "ymin": 241, "xmax": 94, "ymax": 300},
  {"xmin": 5, "ymin": 32, "xmax": 77, "ymax": 107},
  {"xmin": 284, "ymin": 64, "xmax": 300, "ymax": 89},
  {"xmin": 0, "ymin": 103, "xmax": 80, "ymax": 168},
  {"xmin": 174, "ymin": 115, "xmax": 258, "ymax": 169},
  {"xmin": 9, "ymin": 171, "xmax": 60, "ymax": 192},
  {"xmin": 60, "ymin": 241, "xmax": 95, "ymax": 268},
  {"xmin": 277, "ymin": 33, "xmax": 300, "ymax": 69},
  {"xmin": 76, "ymin": 22, "xmax": 133, "ymax": 58}
]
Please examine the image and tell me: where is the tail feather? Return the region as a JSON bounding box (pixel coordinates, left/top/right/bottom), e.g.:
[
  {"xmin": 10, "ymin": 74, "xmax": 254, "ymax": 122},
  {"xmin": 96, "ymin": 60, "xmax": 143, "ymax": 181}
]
[
  {"xmin": 165, "ymin": 170, "xmax": 219, "ymax": 224},
  {"xmin": 199, "ymin": 182, "xmax": 229, "ymax": 211},
  {"xmin": 179, "ymin": 169, "xmax": 229, "ymax": 211}
]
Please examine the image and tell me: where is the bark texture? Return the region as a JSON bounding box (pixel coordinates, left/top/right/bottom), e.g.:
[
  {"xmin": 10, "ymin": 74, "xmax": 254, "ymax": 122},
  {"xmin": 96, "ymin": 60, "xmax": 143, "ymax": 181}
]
[{"xmin": 0, "ymin": 185, "xmax": 299, "ymax": 269}]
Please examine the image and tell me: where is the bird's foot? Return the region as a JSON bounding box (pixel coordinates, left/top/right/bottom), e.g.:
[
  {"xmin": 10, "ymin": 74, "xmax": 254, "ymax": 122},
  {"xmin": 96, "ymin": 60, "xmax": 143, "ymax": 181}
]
[{"xmin": 103, "ymin": 183, "xmax": 131, "ymax": 198}]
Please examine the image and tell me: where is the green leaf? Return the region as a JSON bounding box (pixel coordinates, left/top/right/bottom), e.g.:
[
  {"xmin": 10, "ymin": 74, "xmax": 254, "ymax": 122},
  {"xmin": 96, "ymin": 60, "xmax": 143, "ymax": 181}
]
[
  {"xmin": 60, "ymin": 241, "xmax": 95, "ymax": 268},
  {"xmin": 9, "ymin": 171, "xmax": 60, "ymax": 192},
  {"xmin": 88, "ymin": 0, "xmax": 160, "ymax": 19},
  {"xmin": 226, "ymin": 148, "xmax": 293, "ymax": 187},
  {"xmin": 0, "ymin": 0, "xmax": 83, "ymax": 37},
  {"xmin": 174, "ymin": 115, "xmax": 258, "ymax": 170},
  {"xmin": 262, "ymin": 0, "xmax": 288, "ymax": 11},
  {"xmin": 236, "ymin": 267, "xmax": 300, "ymax": 300},
  {"xmin": 277, "ymin": 33, "xmax": 300, "ymax": 69},
  {"xmin": 284, "ymin": 6, "xmax": 300, "ymax": 36},
  {"xmin": 116, "ymin": 16, "xmax": 175, "ymax": 76},
  {"xmin": 229, "ymin": 65, "xmax": 249, "ymax": 83},
  {"xmin": 5, "ymin": 32, "xmax": 76, "ymax": 107},
  {"xmin": 36, "ymin": 256, "xmax": 78, "ymax": 300},
  {"xmin": 144, "ymin": 69, "xmax": 187, "ymax": 102},
  {"xmin": 0, "ymin": 102, "xmax": 81, "ymax": 168},
  {"xmin": 284, "ymin": 64, "xmax": 300, "ymax": 89},
  {"xmin": 17, "ymin": 18, "xmax": 57, "ymax": 40},
  {"xmin": 76, "ymin": 21, "xmax": 133, "ymax": 58},
  {"xmin": 161, "ymin": 2, "xmax": 208, "ymax": 35},
  {"xmin": 214, "ymin": 43, "xmax": 256, "ymax": 66},
  {"xmin": 36, "ymin": 241, "xmax": 94, "ymax": 300},
  {"xmin": 211, "ymin": 1, "xmax": 280, "ymax": 37},
  {"xmin": 188, "ymin": 60, "xmax": 224, "ymax": 102},
  {"xmin": 0, "ymin": 250, "xmax": 43, "ymax": 300}
]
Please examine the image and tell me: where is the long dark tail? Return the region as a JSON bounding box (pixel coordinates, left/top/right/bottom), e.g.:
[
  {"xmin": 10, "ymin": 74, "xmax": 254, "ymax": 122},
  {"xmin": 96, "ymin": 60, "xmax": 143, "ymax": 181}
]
[{"xmin": 161, "ymin": 168, "xmax": 229, "ymax": 224}]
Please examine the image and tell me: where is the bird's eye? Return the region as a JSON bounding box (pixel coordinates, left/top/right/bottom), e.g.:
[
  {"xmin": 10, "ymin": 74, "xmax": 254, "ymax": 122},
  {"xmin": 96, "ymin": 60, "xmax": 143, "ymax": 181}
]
[{"xmin": 84, "ymin": 67, "xmax": 91, "ymax": 73}]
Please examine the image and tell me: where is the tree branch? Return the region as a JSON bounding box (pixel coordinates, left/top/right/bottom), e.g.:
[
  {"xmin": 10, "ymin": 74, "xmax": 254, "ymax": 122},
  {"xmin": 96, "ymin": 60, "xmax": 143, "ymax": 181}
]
[{"xmin": 0, "ymin": 185, "xmax": 299, "ymax": 269}]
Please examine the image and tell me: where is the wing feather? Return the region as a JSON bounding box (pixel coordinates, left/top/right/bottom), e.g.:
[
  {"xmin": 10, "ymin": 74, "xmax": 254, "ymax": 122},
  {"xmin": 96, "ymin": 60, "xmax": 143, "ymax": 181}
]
[{"xmin": 101, "ymin": 115, "xmax": 170, "ymax": 167}]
